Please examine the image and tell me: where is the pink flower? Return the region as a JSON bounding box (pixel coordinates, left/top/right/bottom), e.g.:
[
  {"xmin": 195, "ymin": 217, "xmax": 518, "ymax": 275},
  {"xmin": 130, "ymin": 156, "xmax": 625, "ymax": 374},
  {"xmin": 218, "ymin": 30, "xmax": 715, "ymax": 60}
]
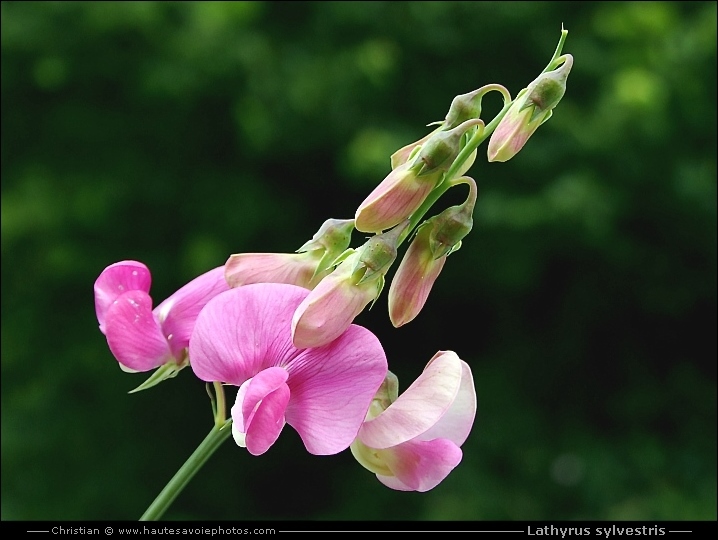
[
  {"xmin": 350, "ymin": 350, "xmax": 476, "ymax": 492},
  {"xmin": 189, "ymin": 283, "xmax": 388, "ymax": 456},
  {"xmin": 94, "ymin": 261, "xmax": 229, "ymax": 373}
]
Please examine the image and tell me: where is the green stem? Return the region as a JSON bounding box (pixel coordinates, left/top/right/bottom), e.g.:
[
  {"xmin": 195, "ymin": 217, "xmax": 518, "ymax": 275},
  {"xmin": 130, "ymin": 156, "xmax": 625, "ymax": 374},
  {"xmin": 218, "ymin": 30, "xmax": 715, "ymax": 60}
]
[
  {"xmin": 139, "ymin": 419, "xmax": 233, "ymax": 521},
  {"xmin": 140, "ymin": 383, "xmax": 232, "ymax": 521},
  {"xmin": 543, "ymin": 25, "xmax": 569, "ymax": 73}
]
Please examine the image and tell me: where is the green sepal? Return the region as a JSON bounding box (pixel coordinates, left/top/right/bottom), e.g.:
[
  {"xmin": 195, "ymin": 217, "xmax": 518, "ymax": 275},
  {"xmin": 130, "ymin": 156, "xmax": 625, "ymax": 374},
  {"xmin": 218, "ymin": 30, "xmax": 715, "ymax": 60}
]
[
  {"xmin": 128, "ymin": 358, "xmax": 189, "ymax": 394},
  {"xmin": 367, "ymin": 275, "xmax": 385, "ymax": 310}
]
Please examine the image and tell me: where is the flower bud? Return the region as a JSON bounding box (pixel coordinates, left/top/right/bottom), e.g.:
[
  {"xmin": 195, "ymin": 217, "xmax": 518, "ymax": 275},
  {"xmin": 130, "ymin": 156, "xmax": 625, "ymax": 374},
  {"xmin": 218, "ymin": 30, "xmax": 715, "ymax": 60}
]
[
  {"xmin": 487, "ymin": 55, "xmax": 573, "ymax": 163},
  {"xmin": 225, "ymin": 251, "xmax": 328, "ymax": 290},
  {"xmin": 291, "ymin": 251, "xmax": 382, "ymax": 349},
  {"xmin": 443, "ymin": 88, "xmax": 483, "ymax": 130},
  {"xmin": 225, "ymin": 218, "xmax": 355, "ymax": 290},
  {"xmin": 387, "ymin": 223, "xmax": 446, "ymax": 328},
  {"xmin": 353, "ymin": 220, "xmax": 408, "ymax": 284},
  {"xmin": 296, "ymin": 218, "xmax": 355, "ymax": 277},
  {"xmin": 414, "ymin": 118, "xmax": 483, "ymax": 176},
  {"xmin": 389, "ymin": 130, "xmax": 438, "ymax": 170},
  {"xmin": 355, "ymin": 161, "xmax": 441, "ymax": 234},
  {"xmin": 427, "ymin": 177, "xmax": 477, "ymax": 259}
]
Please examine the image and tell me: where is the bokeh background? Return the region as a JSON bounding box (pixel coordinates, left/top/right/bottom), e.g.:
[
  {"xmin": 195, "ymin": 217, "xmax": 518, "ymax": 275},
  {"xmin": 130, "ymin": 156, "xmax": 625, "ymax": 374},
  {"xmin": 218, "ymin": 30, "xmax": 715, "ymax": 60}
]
[{"xmin": 2, "ymin": 1, "xmax": 716, "ymax": 522}]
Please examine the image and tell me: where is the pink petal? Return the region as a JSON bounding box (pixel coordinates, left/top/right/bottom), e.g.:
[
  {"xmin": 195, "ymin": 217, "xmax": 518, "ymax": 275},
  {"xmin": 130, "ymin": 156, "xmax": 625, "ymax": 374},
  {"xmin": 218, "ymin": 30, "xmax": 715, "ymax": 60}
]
[
  {"xmin": 189, "ymin": 284, "xmax": 310, "ymax": 386},
  {"xmin": 104, "ymin": 290, "xmax": 173, "ymax": 372},
  {"xmin": 225, "ymin": 252, "xmax": 325, "ymax": 289},
  {"xmin": 378, "ymin": 438, "xmax": 463, "ymax": 492},
  {"xmin": 358, "ymin": 350, "xmax": 462, "ymax": 449},
  {"xmin": 94, "ymin": 261, "xmax": 151, "ymax": 334},
  {"xmin": 418, "ymin": 354, "xmax": 476, "ymax": 446},
  {"xmin": 154, "ymin": 266, "xmax": 230, "ymax": 358},
  {"xmin": 231, "ymin": 368, "xmax": 291, "ymax": 456},
  {"xmin": 284, "ymin": 325, "xmax": 388, "ymax": 455}
]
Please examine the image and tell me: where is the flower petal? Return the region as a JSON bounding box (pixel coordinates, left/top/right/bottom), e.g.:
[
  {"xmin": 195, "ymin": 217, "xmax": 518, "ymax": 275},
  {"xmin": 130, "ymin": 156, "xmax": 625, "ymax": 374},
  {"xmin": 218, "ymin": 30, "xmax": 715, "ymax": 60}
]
[
  {"xmin": 189, "ymin": 284, "xmax": 310, "ymax": 386},
  {"xmin": 231, "ymin": 368, "xmax": 291, "ymax": 456},
  {"xmin": 104, "ymin": 290, "xmax": 173, "ymax": 372},
  {"xmin": 358, "ymin": 350, "xmax": 462, "ymax": 449},
  {"xmin": 154, "ymin": 266, "xmax": 230, "ymax": 358},
  {"xmin": 377, "ymin": 437, "xmax": 463, "ymax": 492},
  {"xmin": 94, "ymin": 261, "xmax": 151, "ymax": 334},
  {"xmin": 285, "ymin": 325, "xmax": 388, "ymax": 455},
  {"xmin": 225, "ymin": 252, "xmax": 326, "ymax": 289},
  {"xmin": 418, "ymin": 353, "xmax": 476, "ymax": 446}
]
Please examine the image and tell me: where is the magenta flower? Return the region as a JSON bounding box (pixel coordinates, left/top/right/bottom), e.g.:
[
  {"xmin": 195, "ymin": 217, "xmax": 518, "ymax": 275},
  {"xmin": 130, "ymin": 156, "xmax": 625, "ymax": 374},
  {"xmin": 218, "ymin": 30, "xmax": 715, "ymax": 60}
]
[
  {"xmin": 94, "ymin": 261, "xmax": 229, "ymax": 373},
  {"xmin": 350, "ymin": 350, "xmax": 476, "ymax": 491},
  {"xmin": 189, "ymin": 283, "xmax": 388, "ymax": 456}
]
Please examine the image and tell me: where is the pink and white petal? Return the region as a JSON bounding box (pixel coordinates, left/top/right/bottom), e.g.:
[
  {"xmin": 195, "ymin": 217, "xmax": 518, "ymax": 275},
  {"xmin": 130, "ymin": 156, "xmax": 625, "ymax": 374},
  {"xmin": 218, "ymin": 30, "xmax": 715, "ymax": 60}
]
[
  {"xmin": 418, "ymin": 355, "xmax": 476, "ymax": 446},
  {"xmin": 94, "ymin": 261, "xmax": 151, "ymax": 333},
  {"xmin": 155, "ymin": 266, "xmax": 230, "ymax": 358},
  {"xmin": 284, "ymin": 325, "xmax": 388, "ymax": 455},
  {"xmin": 380, "ymin": 438, "xmax": 463, "ymax": 492},
  {"xmin": 189, "ymin": 284, "xmax": 309, "ymax": 386},
  {"xmin": 375, "ymin": 474, "xmax": 414, "ymax": 491},
  {"xmin": 104, "ymin": 290, "xmax": 173, "ymax": 372},
  {"xmin": 358, "ymin": 351, "xmax": 462, "ymax": 449},
  {"xmin": 232, "ymin": 380, "xmax": 251, "ymax": 436},
  {"xmin": 225, "ymin": 252, "xmax": 321, "ymax": 289}
]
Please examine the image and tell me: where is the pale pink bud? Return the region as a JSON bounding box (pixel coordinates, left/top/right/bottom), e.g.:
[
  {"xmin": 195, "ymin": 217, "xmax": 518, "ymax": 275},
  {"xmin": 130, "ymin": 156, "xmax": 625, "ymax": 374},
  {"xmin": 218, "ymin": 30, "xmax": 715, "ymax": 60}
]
[
  {"xmin": 387, "ymin": 224, "xmax": 446, "ymax": 328},
  {"xmin": 291, "ymin": 252, "xmax": 381, "ymax": 349},
  {"xmin": 225, "ymin": 250, "xmax": 328, "ymax": 290},
  {"xmin": 487, "ymin": 55, "xmax": 573, "ymax": 163},
  {"xmin": 355, "ymin": 162, "xmax": 441, "ymax": 234}
]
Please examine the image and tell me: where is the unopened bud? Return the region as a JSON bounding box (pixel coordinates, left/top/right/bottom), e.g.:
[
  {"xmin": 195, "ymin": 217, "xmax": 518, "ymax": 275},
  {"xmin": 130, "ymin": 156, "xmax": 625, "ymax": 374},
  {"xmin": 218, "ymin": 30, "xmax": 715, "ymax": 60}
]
[
  {"xmin": 414, "ymin": 118, "xmax": 484, "ymax": 176},
  {"xmin": 353, "ymin": 220, "xmax": 409, "ymax": 284},
  {"xmin": 428, "ymin": 206, "xmax": 473, "ymax": 260},
  {"xmin": 444, "ymin": 89, "xmax": 483, "ymax": 129},
  {"xmin": 488, "ymin": 55, "xmax": 573, "ymax": 163},
  {"xmin": 296, "ymin": 218, "xmax": 355, "ymax": 277}
]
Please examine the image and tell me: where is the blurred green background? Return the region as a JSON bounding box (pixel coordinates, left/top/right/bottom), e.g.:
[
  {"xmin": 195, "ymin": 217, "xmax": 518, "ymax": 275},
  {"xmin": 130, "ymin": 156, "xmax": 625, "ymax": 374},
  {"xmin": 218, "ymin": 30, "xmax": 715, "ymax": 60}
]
[{"xmin": 2, "ymin": 1, "xmax": 716, "ymax": 521}]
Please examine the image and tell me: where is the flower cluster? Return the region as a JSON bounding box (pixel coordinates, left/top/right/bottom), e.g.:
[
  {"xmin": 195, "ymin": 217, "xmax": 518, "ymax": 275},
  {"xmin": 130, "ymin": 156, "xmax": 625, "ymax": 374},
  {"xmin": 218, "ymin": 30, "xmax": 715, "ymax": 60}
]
[{"xmin": 93, "ymin": 29, "xmax": 572, "ymax": 509}]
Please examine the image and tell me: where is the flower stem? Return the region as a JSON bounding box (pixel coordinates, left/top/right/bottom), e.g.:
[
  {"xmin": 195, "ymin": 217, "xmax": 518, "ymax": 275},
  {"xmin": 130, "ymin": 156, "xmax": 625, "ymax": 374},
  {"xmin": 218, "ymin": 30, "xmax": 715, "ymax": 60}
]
[
  {"xmin": 139, "ymin": 419, "xmax": 233, "ymax": 521},
  {"xmin": 140, "ymin": 383, "xmax": 232, "ymax": 521}
]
